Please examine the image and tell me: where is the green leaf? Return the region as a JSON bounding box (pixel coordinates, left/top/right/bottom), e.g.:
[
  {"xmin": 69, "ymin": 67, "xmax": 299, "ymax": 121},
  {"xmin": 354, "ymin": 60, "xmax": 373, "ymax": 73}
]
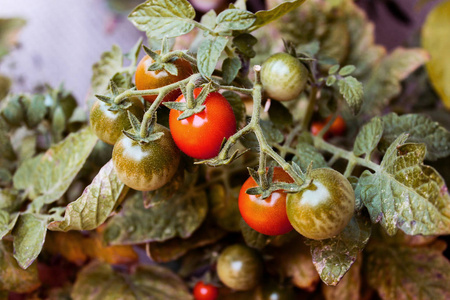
[
  {"xmin": 147, "ymin": 223, "xmax": 226, "ymax": 262},
  {"xmin": 322, "ymin": 255, "xmax": 362, "ymax": 300},
  {"xmin": 250, "ymin": 0, "xmax": 307, "ymax": 31},
  {"xmin": 222, "ymin": 57, "xmax": 242, "ymax": 84},
  {"xmin": 103, "ymin": 185, "xmax": 208, "ymax": 245},
  {"xmin": 362, "ymin": 48, "xmax": 428, "ymax": 115},
  {"xmin": 197, "ymin": 35, "xmax": 228, "ymax": 78},
  {"xmin": 365, "ymin": 239, "xmax": 450, "ymax": 300},
  {"xmin": 0, "ymin": 18, "xmax": 26, "ymax": 59},
  {"xmin": 233, "ymin": 33, "xmax": 257, "ymax": 58},
  {"xmin": 380, "ymin": 113, "xmax": 450, "ymax": 161},
  {"xmin": 266, "ymin": 236, "xmax": 319, "ymax": 291},
  {"xmin": 0, "ymin": 241, "xmax": 40, "ymax": 293},
  {"xmin": 0, "ymin": 211, "xmax": 19, "ymax": 239},
  {"xmin": 240, "ymin": 218, "xmax": 272, "ymax": 250},
  {"xmin": 0, "ymin": 74, "xmax": 11, "ymax": 101},
  {"xmin": 124, "ymin": 37, "xmax": 143, "ymax": 66},
  {"xmin": 353, "ymin": 117, "xmax": 383, "ymax": 157},
  {"xmin": 48, "ymin": 160, "xmax": 127, "ymax": 231},
  {"xmin": 13, "ymin": 127, "xmax": 98, "ymax": 207},
  {"xmin": 422, "ymin": 0, "xmax": 450, "ymax": 109},
  {"xmin": 268, "ymin": 100, "xmax": 293, "ymax": 128},
  {"xmin": 328, "ymin": 64, "xmax": 340, "ymax": 75},
  {"xmin": 12, "ymin": 213, "xmax": 47, "ymax": 269},
  {"xmin": 0, "ymin": 117, "xmax": 15, "ymax": 160},
  {"xmin": 339, "ymin": 65, "xmax": 356, "ymax": 76},
  {"xmin": 337, "ymin": 76, "xmax": 363, "ymax": 115},
  {"xmin": 200, "ymin": 9, "xmax": 216, "ymax": 28},
  {"xmin": 307, "ymin": 215, "xmax": 371, "ymax": 286},
  {"xmin": 216, "ymin": 9, "xmax": 256, "ymax": 31},
  {"xmin": 71, "ymin": 261, "xmax": 192, "ymax": 300},
  {"xmin": 292, "ymin": 142, "xmax": 327, "ymax": 171},
  {"xmin": 222, "ymin": 91, "xmax": 246, "ymax": 128},
  {"xmin": 91, "ymin": 45, "xmax": 123, "ymax": 96},
  {"xmin": 25, "ymin": 95, "xmax": 47, "ymax": 128},
  {"xmin": 358, "ymin": 134, "xmax": 450, "ymax": 236},
  {"xmin": 326, "ymin": 75, "xmax": 337, "ymax": 86},
  {"xmin": 128, "ymin": 0, "xmax": 195, "ymax": 39}
]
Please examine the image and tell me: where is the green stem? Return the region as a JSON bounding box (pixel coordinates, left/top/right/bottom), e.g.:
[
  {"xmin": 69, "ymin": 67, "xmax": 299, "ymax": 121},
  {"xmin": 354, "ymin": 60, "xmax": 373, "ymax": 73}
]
[
  {"xmin": 313, "ymin": 136, "xmax": 381, "ymax": 172},
  {"xmin": 160, "ymin": 50, "xmax": 197, "ymax": 66},
  {"xmin": 301, "ymin": 84, "xmax": 318, "ymax": 131},
  {"xmin": 189, "ymin": 20, "xmax": 215, "ymax": 35},
  {"xmin": 219, "ymin": 85, "xmax": 253, "ymax": 95}
]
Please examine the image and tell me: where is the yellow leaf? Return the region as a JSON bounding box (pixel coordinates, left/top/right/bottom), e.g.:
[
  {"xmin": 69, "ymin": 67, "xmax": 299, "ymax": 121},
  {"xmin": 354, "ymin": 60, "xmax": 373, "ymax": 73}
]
[{"xmin": 422, "ymin": 0, "xmax": 450, "ymax": 109}]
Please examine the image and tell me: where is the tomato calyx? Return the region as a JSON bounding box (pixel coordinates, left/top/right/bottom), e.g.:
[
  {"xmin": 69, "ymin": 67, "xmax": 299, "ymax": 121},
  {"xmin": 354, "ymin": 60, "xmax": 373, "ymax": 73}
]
[
  {"xmin": 142, "ymin": 45, "xmax": 181, "ymax": 76},
  {"xmin": 245, "ymin": 166, "xmax": 306, "ymax": 199},
  {"xmin": 122, "ymin": 112, "xmax": 164, "ymax": 144},
  {"xmin": 95, "ymin": 80, "xmax": 139, "ymax": 112},
  {"xmin": 164, "ymin": 82, "xmax": 215, "ymax": 120},
  {"xmin": 195, "ymin": 148, "xmax": 249, "ymax": 167}
]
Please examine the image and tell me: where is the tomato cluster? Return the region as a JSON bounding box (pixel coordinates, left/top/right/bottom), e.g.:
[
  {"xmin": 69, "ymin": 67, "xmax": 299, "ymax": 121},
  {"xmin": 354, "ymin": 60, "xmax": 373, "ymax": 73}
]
[{"xmin": 238, "ymin": 167, "xmax": 355, "ymax": 240}]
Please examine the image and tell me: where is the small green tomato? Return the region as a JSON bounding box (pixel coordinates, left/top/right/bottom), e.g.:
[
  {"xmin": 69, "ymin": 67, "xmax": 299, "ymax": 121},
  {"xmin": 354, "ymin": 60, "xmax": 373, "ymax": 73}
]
[
  {"xmin": 112, "ymin": 124, "xmax": 180, "ymax": 191},
  {"xmin": 260, "ymin": 52, "xmax": 309, "ymax": 102},
  {"xmin": 286, "ymin": 168, "xmax": 355, "ymax": 240},
  {"xmin": 217, "ymin": 244, "xmax": 262, "ymax": 291}
]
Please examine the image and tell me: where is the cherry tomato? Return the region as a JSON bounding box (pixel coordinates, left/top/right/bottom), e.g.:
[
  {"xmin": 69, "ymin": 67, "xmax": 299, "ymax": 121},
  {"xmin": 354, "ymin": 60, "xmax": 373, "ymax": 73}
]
[
  {"xmin": 238, "ymin": 167, "xmax": 294, "ymax": 236},
  {"xmin": 261, "ymin": 52, "xmax": 309, "ymax": 102},
  {"xmin": 193, "ymin": 281, "xmax": 219, "ymax": 300},
  {"xmin": 135, "ymin": 52, "xmax": 192, "ymax": 103},
  {"xmin": 327, "ymin": 115, "xmax": 346, "ymax": 136},
  {"xmin": 169, "ymin": 88, "xmax": 236, "ymax": 159},
  {"xmin": 217, "ymin": 244, "xmax": 262, "ymax": 291},
  {"xmin": 286, "ymin": 168, "xmax": 355, "ymax": 240},
  {"xmin": 90, "ymin": 97, "xmax": 144, "ymax": 145},
  {"xmin": 310, "ymin": 121, "xmax": 330, "ymax": 140},
  {"xmin": 112, "ymin": 124, "xmax": 180, "ymax": 191}
]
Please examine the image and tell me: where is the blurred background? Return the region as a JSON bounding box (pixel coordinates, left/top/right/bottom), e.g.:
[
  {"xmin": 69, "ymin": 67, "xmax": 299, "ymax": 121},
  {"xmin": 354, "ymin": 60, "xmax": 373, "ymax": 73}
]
[{"xmin": 0, "ymin": 0, "xmax": 444, "ymax": 105}]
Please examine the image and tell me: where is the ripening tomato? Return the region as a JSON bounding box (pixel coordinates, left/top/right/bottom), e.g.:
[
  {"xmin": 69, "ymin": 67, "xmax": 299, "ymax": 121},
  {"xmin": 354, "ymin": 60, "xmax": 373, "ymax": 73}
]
[
  {"xmin": 261, "ymin": 52, "xmax": 309, "ymax": 102},
  {"xmin": 286, "ymin": 168, "xmax": 355, "ymax": 240},
  {"xmin": 238, "ymin": 167, "xmax": 294, "ymax": 236},
  {"xmin": 310, "ymin": 121, "xmax": 330, "ymax": 140},
  {"xmin": 112, "ymin": 124, "xmax": 180, "ymax": 191},
  {"xmin": 135, "ymin": 52, "xmax": 192, "ymax": 103},
  {"xmin": 169, "ymin": 88, "xmax": 236, "ymax": 159},
  {"xmin": 193, "ymin": 281, "xmax": 219, "ymax": 300},
  {"xmin": 327, "ymin": 115, "xmax": 346, "ymax": 136},
  {"xmin": 90, "ymin": 97, "xmax": 144, "ymax": 145}
]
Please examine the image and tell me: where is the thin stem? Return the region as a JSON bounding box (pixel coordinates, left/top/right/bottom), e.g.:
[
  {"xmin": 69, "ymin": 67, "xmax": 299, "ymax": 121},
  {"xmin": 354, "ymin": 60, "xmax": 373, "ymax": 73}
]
[
  {"xmin": 301, "ymin": 84, "xmax": 318, "ymax": 131},
  {"xmin": 257, "ymin": 152, "xmax": 269, "ymax": 190},
  {"xmin": 189, "ymin": 20, "xmax": 215, "ymax": 35},
  {"xmin": 160, "ymin": 50, "xmax": 197, "ymax": 66},
  {"xmin": 219, "ymin": 85, "xmax": 253, "ymax": 95}
]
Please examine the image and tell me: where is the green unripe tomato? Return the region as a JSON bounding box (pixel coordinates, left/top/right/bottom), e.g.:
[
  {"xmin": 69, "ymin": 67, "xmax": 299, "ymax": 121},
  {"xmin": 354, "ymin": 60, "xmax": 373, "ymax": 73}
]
[
  {"xmin": 260, "ymin": 52, "xmax": 309, "ymax": 102},
  {"xmin": 112, "ymin": 124, "xmax": 180, "ymax": 191},
  {"xmin": 286, "ymin": 168, "xmax": 355, "ymax": 240},
  {"xmin": 90, "ymin": 97, "xmax": 144, "ymax": 145},
  {"xmin": 217, "ymin": 244, "xmax": 263, "ymax": 291}
]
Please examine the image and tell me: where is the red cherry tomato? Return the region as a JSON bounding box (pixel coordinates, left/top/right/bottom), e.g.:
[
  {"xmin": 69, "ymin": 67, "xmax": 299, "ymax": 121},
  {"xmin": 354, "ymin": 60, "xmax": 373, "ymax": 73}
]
[
  {"xmin": 135, "ymin": 52, "xmax": 192, "ymax": 103},
  {"xmin": 169, "ymin": 88, "xmax": 236, "ymax": 159},
  {"xmin": 193, "ymin": 281, "xmax": 219, "ymax": 300},
  {"xmin": 310, "ymin": 122, "xmax": 330, "ymax": 140},
  {"xmin": 238, "ymin": 167, "xmax": 294, "ymax": 236},
  {"xmin": 327, "ymin": 115, "xmax": 346, "ymax": 136}
]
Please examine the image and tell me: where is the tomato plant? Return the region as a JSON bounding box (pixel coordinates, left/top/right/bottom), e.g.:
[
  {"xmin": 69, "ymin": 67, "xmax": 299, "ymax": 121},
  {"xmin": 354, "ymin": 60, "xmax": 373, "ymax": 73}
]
[
  {"xmin": 89, "ymin": 97, "xmax": 144, "ymax": 145},
  {"xmin": 238, "ymin": 167, "xmax": 294, "ymax": 236},
  {"xmin": 2, "ymin": 0, "xmax": 450, "ymax": 299},
  {"xmin": 169, "ymin": 88, "xmax": 236, "ymax": 159},
  {"xmin": 112, "ymin": 124, "xmax": 180, "ymax": 191},
  {"xmin": 217, "ymin": 244, "xmax": 263, "ymax": 291},
  {"xmin": 193, "ymin": 281, "xmax": 218, "ymax": 300},
  {"xmin": 286, "ymin": 168, "xmax": 355, "ymax": 240},
  {"xmin": 260, "ymin": 52, "xmax": 309, "ymax": 102},
  {"xmin": 135, "ymin": 52, "xmax": 192, "ymax": 103}
]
